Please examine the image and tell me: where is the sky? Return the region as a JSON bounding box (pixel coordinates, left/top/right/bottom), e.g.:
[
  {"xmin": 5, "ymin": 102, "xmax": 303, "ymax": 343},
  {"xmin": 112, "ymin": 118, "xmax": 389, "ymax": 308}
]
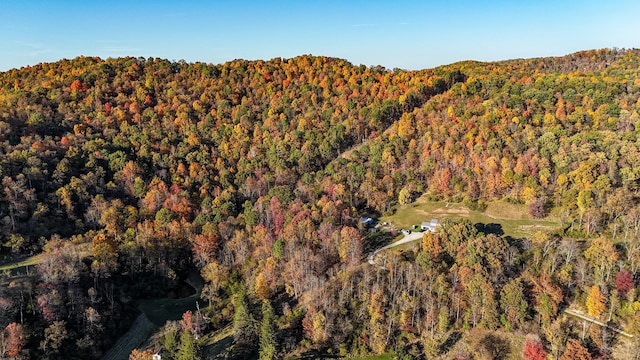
[{"xmin": 1, "ymin": 0, "xmax": 639, "ymax": 72}]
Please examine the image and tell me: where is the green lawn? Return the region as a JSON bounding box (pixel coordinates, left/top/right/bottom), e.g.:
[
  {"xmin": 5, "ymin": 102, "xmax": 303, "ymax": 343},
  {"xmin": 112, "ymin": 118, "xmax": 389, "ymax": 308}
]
[
  {"xmin": 0, "ymin": 254, "xmax": 41, "ymax": 275},
  {"xmin": 381, "ymin": 196, "xmax": 561, "ymax": 238},
  {"xmin": 200, "ymin": 324, "xmax": 234, "ymax": 359},
  {"xmin": 137, "ymin": 294, "xmax": 203, "ymax": 327},
  {"xmin": 0, "ymin": 242, "xmax": 92, "ymax": 275},
  {"xmin": 137, "ymin": 273, "xmax": 204, "ymax": 327}
]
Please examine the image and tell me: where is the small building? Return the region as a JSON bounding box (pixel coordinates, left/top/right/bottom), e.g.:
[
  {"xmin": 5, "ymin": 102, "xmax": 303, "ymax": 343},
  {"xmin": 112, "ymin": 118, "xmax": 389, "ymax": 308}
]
[
  {"xmin": 421, "ymin": 219, "xmax": 438, "ymax": 232},
  {"xmin": 360, "ymin": 217, "xmax": 375, "ymax": 227}
]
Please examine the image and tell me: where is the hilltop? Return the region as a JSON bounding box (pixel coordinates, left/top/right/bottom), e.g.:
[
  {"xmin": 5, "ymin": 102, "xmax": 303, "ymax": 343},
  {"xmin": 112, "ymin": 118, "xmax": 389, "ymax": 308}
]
[{"xmin": 0, "ymin": 48, "xmax": 639, "ymax": 359}]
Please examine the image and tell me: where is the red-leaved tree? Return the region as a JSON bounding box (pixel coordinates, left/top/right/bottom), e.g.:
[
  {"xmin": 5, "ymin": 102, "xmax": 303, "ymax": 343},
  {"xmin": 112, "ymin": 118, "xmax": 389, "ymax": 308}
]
[
  {"xmin": 2, "ymin": 322, "xmax": 25, "ymax": 357},
  {"xmin": 615, "ymin": 269, "xmax": 634, "ymax": 296},
  {"xmin": 523, "ymin": 334, "xmax": 547, "ymax": 360}
]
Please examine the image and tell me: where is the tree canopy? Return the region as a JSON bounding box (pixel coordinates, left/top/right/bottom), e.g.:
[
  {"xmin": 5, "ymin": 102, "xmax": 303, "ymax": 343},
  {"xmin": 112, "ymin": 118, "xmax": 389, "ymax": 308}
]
[{"xmin": 0, "ymin": 49, "xmax": 639, "ymax": 358}]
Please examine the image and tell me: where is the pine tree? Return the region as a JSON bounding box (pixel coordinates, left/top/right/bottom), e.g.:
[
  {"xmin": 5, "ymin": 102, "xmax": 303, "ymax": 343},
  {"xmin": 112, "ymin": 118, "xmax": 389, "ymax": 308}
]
[
  {"xmin": 176, "ymin": 329, "xmax": 201, "ymax": 360},
  {"xmin": 259, "ymin": 300, "xmax": 277, "ymax": 360},
  {"xmin": 232, "ymin": 291, "xmax": 257, "ymax": 358},
  {"xmin": 500, "ymin": 278, "xmax": 528, "ymax": 329},
  {"xmin": 162, "ymin": 324, "xmax": 179, "ymax": 359}
]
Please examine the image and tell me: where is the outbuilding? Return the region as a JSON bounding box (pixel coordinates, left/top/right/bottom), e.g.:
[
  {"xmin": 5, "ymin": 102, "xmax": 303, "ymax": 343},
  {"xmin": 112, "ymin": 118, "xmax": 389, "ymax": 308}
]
[{"xmin": 421, "ymin": 219, "xmax": 438, "ymax": 232}]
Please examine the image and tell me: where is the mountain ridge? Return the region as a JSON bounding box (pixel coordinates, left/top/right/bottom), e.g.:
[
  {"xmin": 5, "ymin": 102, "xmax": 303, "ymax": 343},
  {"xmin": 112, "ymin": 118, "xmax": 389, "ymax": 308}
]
[{"xmin": 1, "ymin": 46, "xmax": 640, "ymax": 359}]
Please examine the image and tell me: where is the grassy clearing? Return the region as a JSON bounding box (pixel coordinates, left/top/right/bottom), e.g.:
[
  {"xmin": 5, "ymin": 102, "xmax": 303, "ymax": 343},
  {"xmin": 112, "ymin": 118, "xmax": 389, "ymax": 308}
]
[
  {"xmin": 100, "ymin": 313, "xmax": 158, "ymax": 360},
  {"xmin": 138, "ymin": 295, "xmax": 202, "ymax": 327},
  {"xmin": 0, "ymin": 242, "xmax": 92, "ymax": 276},
  {"xmin": 391, "ymin": 240, "xmax": 420, "ymax": 253},
  {"xmin": 0, "ymin": 255, "xmax": 40, "ymax": 270},
  {"xmin": 364, "ymin": 230, "xmax": 399, "ymax": 253},
  {"xmin": 137, "ymin": 271, "xmax": 205, "ymax": 326},
  {"xmin": 441, "ymin": 328, "xmax": 525, "ymax": 360},
  {"xmin": 381, "ymin": 196, "xmax": 561, "ymax": 238},
  {"xmin": 0, "ymin": 254, "xmax": 41, "ymax": 274},
  {"xmin": 200, "ymin": 324, "xmax": 234, "ymax": 359},
  {"xmin": 103, "ymin": 273, "xmax": 206, "ymax": 358},
  {"xmin": 199, "ymin": 324, "xmax": 233, "ymax": 347}
]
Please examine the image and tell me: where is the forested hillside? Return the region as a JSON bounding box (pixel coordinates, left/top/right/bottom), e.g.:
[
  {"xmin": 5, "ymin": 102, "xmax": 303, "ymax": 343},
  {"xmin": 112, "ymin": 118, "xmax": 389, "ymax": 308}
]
[{"xmin": 0, "ymin": 48, "xmax": 640, "ymax": 359}]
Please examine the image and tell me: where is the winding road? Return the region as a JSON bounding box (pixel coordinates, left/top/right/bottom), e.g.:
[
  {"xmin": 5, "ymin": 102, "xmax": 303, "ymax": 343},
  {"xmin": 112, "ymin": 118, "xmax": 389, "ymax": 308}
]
[{"xmin": 367, "ymin": 231, "xmax": 425, "ymax": 265}]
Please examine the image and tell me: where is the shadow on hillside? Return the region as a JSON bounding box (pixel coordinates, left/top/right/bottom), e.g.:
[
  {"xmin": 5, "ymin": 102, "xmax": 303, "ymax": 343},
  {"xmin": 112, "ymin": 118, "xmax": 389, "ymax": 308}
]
[
  {"xmin": 296, "ymin": 350, "xmax": 341, "ymax": 359},
  {"xmin": 440, "ymin": 331, "xmax": 462, "ymax": 355},
  {"xmin": 363, "ymin": 230, "xmax": 396, "ymax": 254},
  {"xmin": 137, "ymin": 271, "xmax": 205, "ymax": 326},
  {"xmin": 474, "ymin": 223, "xmax": 504, "ymax": 237}
]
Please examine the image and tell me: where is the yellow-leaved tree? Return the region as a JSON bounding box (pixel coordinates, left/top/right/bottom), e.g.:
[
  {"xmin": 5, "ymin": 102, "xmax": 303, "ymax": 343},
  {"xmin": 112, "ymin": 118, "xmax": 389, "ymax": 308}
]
[{"xmin": 586, "ymin": 285, "xmax": 605, "ymax": 318}]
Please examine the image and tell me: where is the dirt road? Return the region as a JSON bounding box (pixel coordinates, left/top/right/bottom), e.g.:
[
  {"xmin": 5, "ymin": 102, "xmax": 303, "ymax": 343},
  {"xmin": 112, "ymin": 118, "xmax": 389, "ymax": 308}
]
[{"xmin": 367, "ymin": 231, "xmax": 425, "ymax": 265}]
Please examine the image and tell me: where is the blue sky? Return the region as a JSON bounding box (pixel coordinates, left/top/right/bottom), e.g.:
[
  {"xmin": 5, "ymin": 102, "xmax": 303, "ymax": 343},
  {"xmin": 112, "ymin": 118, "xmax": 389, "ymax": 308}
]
[{"xmin": 1, "ymin": 0, "xmax": 639, "ymax": 71}]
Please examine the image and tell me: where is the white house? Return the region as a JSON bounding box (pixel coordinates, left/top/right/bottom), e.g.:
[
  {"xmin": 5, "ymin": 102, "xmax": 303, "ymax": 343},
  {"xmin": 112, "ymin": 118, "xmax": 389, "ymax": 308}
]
[
  {"xmin": 153, "ymin": 349, "xmax": 163, "ymax": 360},
  {"xmin": 360, "ymin": 216, "xmax": 375, "ymax": 227},
  {"xmin": 421, "ymin": 219, "xmax": 438, "ymax": 232}
]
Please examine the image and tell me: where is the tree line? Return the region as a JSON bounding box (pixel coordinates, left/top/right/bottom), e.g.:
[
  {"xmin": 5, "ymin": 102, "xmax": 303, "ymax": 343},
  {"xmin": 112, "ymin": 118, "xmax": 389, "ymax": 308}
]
[{"xmin": 0, "ymin": 48, "xmax": 638, "ymax": 358}]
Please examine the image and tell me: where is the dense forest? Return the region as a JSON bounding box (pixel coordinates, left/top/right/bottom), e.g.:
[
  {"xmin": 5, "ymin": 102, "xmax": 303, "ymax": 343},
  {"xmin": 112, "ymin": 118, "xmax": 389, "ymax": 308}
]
[{"xmin": 0, "ymin": 48, "xmax": 640, "ymax": 359}]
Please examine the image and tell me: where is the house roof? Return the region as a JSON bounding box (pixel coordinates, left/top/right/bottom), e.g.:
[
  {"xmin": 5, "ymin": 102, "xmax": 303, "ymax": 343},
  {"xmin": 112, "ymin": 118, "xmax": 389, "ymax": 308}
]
[{"xmin": 422, "ymin": 219, "xmax": 438, "ymax": 228}]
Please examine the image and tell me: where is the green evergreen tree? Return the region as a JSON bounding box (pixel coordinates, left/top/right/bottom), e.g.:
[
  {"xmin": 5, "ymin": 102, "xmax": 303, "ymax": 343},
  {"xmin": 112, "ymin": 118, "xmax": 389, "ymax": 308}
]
[
  {"xmin": 259, "ymin": 300, "xmax": 278, "ymax": 360},
  {"xmin": 176, "ymin": 329, "xmax": 201, "ymax": 360},
  {"xmin": 500, "ymin": 278, "xmax": 529, "ymax": 330},
  {"xmin": 232, "ymin": 291, "xmax": 257, "ymax": 358},
  {"xmin": 162, "ymin": 324, "xmax": 179, "ymax": 359}
]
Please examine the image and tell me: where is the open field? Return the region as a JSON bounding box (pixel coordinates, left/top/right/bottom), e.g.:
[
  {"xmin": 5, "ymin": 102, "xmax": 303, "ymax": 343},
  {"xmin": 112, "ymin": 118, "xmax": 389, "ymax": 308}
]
[
  {"xmin": 0, "ymin": 247, "xmax": 206, "ymax": 358},
  {"xmin": 0, "ymin": 255, "xmax": 40, "ymax": 281},
  {"xmin": 100, "ymin": 313, "xmax": 158, "ymax": 360},
  {"xmin": 381, "ymin": 196, "xmax": 562, "ymax": 238},
  {"xmin": 104, "ymin": 272, "xmax": 205, "ymax": 357},
  {"xmin": 443, "ymin": 329, "xmax": 526, "ymax": 360},
  {"xmin": 0, "ymin": 242, "xmax": 92, "ymax": 276},
  {"xmin": 138, "ymin": 292, "xmax": 203, "ymax": 327},
  {"xmin": 138, "ymin": 272, "xmax": 204, "ymax": 327},
  {"xmin": 0, "ymin": 254, "xmax": 41, "ymax": 272}
]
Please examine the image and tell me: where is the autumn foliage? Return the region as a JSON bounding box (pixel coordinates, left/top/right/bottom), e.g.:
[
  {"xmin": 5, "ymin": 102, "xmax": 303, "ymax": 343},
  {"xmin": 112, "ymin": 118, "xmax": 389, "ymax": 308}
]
[
  {"xmin": 0, "ymin": 49, "xmax": 639, "ymax": 358},
  {"xmin": 522, "ymin": 334, "xmax": 547, "ymax": 360}
]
